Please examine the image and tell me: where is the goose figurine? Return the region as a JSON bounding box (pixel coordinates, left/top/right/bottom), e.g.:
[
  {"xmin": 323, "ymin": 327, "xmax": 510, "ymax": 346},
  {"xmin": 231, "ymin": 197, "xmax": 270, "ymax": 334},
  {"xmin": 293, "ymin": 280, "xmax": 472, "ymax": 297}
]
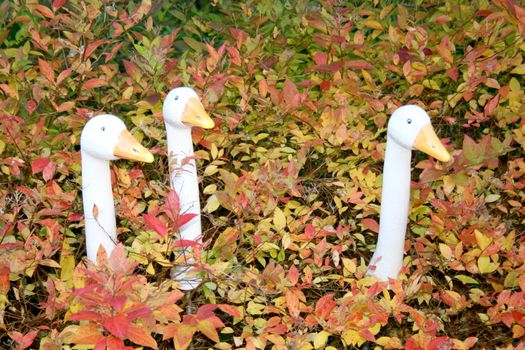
[
  {"xmin": 162, "ymin": 87, "xmax": 215, "ymax": 290},
  {"xmin": 367, "ymin": 105, "xmax": 451, "ymax": 281},
  {"xmin": 81, "ymin": 114, "xmax": 154, "ymax": 263}
]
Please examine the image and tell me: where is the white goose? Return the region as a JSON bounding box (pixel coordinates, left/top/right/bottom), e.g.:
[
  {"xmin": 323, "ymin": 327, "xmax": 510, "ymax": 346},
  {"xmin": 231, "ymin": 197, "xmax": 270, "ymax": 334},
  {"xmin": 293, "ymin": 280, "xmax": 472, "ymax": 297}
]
[
  {"xmin": 80, "ymin": 114, "xmax": 154, "ymax": 263},
  {"xmin": 367, "ymin": 105, "xmax": 451, "ymax": 281},
  {"xmin": 162, "ymin": 87, "xmax": 215, "ymax": 290}
]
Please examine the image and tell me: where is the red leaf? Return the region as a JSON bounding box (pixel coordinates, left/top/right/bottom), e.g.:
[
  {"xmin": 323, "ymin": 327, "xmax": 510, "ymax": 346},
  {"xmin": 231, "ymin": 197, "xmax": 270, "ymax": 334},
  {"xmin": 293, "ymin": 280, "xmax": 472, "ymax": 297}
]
[
  {"xmin": 27, "ymin": 100, "xmax": 37, "ymax": 114},
  {"xmin": 84, "ymin": 39, "xmax": 106, "ymax": 60},
  {"xmin": 217, "ymin": 304, "xmax": 241, "ymax": 318},
  {"xmin": 313, "ymin": 52, "xmax": 327, "ymax": 65},
  {"xmin": 143, "ymin": 213, "xmax": 168, "ymax": 238},
  {"xmin": 103, "ymin": 314, "xmax": 130, "ymax": 339},
  {"xmin": 165, "ymin": 190, "xmax": 181, "ymax": 218},
  {"xmin": 69, "ymin": 311, "xmax": 103, "ymax": 322},
  {"xmin": 38, "ymin": 59, "xmax": 55, "ymax": 82},
  {"xmin": 176, "ymin": 213, "xmax": 197, "ymax": 228},
  {"xmin": 43, "ymin": 160, "xmax": 56, "ymax": 181},
  {"xmin": 105, "ymin": 43, "xmax": 123, "ymax": 63},
  {"xmin": 226, "ymin": 46, "xmax": 241, "ymax": 66},
  {"xmin": 82, "ymin": 78, "xmax": 107, "ymax": 89},
  {"xmin": 127, "ymin": 324, "xmax": 157, "ymax": 348},
  {"xmin": 8, "ymin": 330, "xmax": 38, "ymax": 350},
  {"xmin": 32, "ymin": 157, "xmax": 50, "ymax": 174},
  {"xmin": 484, "ymin": 94, "xmax": 500, "ymax": 117},
  {"xmin": 345, "ymin": 60, "xmax": 374, "ymax": 70},
  {"xmin": 315, "ymin": 61, "xmax": 343, "ymax": 73},
  {"xmin": 173, "ymin": 239, "xmax": 199, "ymax": 248},
  {"xmin": 52, "ymin": 0, "xmax": 66, "ymax": 10}
]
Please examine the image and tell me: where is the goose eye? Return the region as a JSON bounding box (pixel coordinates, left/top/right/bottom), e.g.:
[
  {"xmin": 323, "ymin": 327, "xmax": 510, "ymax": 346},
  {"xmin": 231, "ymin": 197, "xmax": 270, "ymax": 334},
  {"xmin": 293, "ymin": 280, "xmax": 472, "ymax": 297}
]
[
  {"xmin": 174, "ymin": 95, "xmax": 179, "ymax": 101},
  {"xmin": 407, "ymin": 118, "xmax": 412, "ymax": 124},
  {"xmin": 101, "ymin": 126, "xmax": 106, "ymax": 131}
]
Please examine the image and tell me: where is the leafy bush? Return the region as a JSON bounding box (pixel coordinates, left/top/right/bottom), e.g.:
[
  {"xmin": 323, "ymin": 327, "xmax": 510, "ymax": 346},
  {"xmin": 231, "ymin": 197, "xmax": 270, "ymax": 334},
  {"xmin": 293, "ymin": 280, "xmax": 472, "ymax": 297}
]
[{"xmin": 0, "ymin": 0, "xmax": 524, "ymax": 349}]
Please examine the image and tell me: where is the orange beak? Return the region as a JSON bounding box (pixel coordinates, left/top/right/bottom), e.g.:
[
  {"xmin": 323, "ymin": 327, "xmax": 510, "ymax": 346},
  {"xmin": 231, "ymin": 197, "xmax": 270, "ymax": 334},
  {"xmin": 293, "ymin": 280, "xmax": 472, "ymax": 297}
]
[
  {"xmin": 113, "ymin": 129, "xmax": 154, "ymax": 163},
  {"xmin": 180, "ymin": 97, "xmax": 215, "ymax": 129},
  {"xmin": 413, "ymin": 124, "xmax": 451, "ymax": 162}
]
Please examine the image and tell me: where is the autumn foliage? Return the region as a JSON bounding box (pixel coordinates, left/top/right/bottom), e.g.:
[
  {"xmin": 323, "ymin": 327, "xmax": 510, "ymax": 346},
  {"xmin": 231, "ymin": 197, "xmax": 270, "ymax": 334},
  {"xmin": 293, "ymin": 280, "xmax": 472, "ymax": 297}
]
[{"xmin": 0, "ymin": 0, "xmax": 524, "ymax": 349}]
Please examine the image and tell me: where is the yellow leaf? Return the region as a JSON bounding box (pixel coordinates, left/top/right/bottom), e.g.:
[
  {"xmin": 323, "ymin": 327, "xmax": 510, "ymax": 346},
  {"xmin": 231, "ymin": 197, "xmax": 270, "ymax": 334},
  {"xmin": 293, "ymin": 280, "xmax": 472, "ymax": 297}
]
[
  {"xmin": 511, "ymin": 64, "xmax": 525, "ymax": 74},
  {"xmin": 204, "ymin": 164, "xmax": 218, "ymax": 176},
  {"xmin": 204, "ymin": 194, "xmax": 220, "ymax": 213},
  {"xmin": 439, "ymin": 243, "xmax": 453, "ymax": 260},
  {"xmin": 122, "ymin": 86, "xmax": 133, "ymax": 99},
  {"xmin": 342, "ymin": 257, "xmax": 356, "ymax": 275},
  {"xmin": 474, "ymin": 230, "xmax": 492, "ymax": 250},
  {"xmin": 313, "ymin": 331, "xmax": 330, "ymax": 349},
  {"xmin": 203, "ymin": 184, "xmax": 217, "ymax": 194},
  {"xmin": 364, "ymin": 19, "xmax": 383, "ymax": 30},
  {"xmin": 477, "ymin": 256, "xmax": 498, "ymax": 274},
  {"xmin": 273, "ymin": 207, "xmax": 287, "ymax": 231},
  {"xmin": 59, "ymin": 253, "xmax": 75, "ymax": 287},
  {"xmin": 509, "ymin": 77, "xmax": 521, "ymax": 91},
  {"xmin": 376, "ymin": 336, "xmax": 403, "ymax": 348},
  {"xmin": 341, "ymin": 328, "xmax": 365, "ymax": 347},
  {"xmin": 211, "ymin": 143, "xmax": 219, "ymax": 160},
  {"xmin": 485, "ymin": 194, "xmax": 500, "ymax": 203},
  {"xmin": 246, "ymin": 301, "xmax": 265, "ymax": 315}
]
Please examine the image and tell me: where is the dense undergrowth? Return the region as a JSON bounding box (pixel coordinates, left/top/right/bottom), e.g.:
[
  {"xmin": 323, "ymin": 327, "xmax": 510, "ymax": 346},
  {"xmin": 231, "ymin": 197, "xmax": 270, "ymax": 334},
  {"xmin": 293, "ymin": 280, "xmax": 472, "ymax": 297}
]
[{"xmin": 0, "ymin": 0, "xmax": 524, "ymax": 349}]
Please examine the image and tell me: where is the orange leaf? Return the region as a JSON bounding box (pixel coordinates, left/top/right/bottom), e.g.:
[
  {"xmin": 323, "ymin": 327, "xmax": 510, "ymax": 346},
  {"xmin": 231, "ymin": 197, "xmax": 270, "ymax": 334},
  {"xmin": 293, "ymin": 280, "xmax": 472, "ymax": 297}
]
[
  {"xmin": 56, "ymin": 68, "xmax": 72, "ymax": 85},
  {"xmin": 166, "ymin": 324, "xmax": 195, "ymax": 350},
  {"xmin": 71, "ymin": 324, "xmax": 104, "ymax": 345},
  {"xmin": 127, "ymin": 324, "xmax": 157, "ymax": 349},
  {"xmin": 0, "ymin": 265, "xmax": 9, "ymax": 294},
  {"xmin": 0, "ymin": 84, "xmax": 19, "ymax": 99},
  {"xmin": 315, "ymin": 294, "xmax": 336, "ymax": 320},
  {"xmin": 285, "ymin": 265, "xmax": 299, "ymax": 285},
  {"xmin": 82, "ymin": 78, "xmax": 107, "ymax": 89},
  {"xmin": 55, "ymin": 101, "xmax": 75, "ymax": 113},
  {"xmin": 35, "ymin": 4, "xmax": 54, "ymax": 18},
  {"xmin": 38, "ymin": 59, "xmax": 55, "ymax": 83},
  {"xmin": 217, "ymin": 304, "xmax": 241, "ymax": 318},
  {"xmin": 197, "ymin": 319, "xmax": 220, "ymax": 342},
  {"xmin": 362, "ymin": 218, "xmax": 379, "ymax": 233},
  {"xmin": 285, "ymin": 289, "xmax": 300, "ymax": 318}
]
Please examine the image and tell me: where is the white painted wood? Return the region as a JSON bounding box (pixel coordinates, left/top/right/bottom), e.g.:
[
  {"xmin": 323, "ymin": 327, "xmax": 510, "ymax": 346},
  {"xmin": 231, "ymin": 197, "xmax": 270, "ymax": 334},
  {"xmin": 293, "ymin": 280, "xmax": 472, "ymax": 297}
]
[
  {"xmin": 368, "ymin": 105, "xmax": 450, "ymax": 281},
  {"xmin": 163, "ymin": 87, "xmax": 214, "ymax": 290},
  {"xmin": 81, "ymin": 114, "xmax": 153, "ymax": 263}
]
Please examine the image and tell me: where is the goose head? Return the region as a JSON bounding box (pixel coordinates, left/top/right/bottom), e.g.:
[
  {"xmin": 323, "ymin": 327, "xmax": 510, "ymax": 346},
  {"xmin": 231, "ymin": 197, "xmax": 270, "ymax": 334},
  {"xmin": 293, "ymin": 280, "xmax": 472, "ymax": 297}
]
[
  {"xmin": 80, "ymin": 114, "xmax": 154, "ymax": 162},
  {"xmin": 388, "ymin": 105, "xmax": 451, "ymax": 162},
  {"xmin": 162, "ymin": 87, "xmax": 215, "ymax": 129}
]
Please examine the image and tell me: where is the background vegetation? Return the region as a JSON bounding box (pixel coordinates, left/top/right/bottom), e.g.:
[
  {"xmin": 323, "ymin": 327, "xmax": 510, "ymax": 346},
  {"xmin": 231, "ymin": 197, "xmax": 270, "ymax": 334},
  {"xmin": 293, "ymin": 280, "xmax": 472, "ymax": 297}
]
[{"xmin": 0, "ymin": 0, "xmax": 524, "ymax": 349}]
